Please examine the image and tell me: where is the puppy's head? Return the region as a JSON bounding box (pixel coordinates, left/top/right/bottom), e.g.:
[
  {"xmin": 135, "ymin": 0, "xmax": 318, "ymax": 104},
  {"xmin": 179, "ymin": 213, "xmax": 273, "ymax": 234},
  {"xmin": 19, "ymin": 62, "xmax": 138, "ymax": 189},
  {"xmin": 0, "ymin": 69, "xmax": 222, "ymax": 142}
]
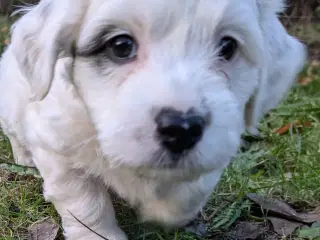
[{"xmin": 11, "ymin": 0, "xmax": 306, "ymax": 179}]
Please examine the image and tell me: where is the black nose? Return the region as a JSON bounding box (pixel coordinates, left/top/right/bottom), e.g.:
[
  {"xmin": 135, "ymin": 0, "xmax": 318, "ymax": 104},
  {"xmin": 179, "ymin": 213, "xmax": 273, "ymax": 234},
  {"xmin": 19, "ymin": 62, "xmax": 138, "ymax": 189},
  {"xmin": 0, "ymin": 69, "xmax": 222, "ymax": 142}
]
[{"xmin": 155, "ymin": 108, "xmax": 206, "ymax": 154}]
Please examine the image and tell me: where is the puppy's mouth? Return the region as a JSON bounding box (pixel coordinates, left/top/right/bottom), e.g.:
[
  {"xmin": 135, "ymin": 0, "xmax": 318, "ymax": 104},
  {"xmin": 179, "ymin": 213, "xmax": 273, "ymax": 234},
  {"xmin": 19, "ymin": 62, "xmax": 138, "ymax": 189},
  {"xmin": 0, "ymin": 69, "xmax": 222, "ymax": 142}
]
[
  {"xmin": 134, "ymin": 163, "xmax": 210, "ymax": 182},
  {"xmin": 150, "ymin": 148, "xmax": 191, "ymax": 169},
  {"xmin": 129, "ymin": 148, "xmax": 211, "ymax": 181}
]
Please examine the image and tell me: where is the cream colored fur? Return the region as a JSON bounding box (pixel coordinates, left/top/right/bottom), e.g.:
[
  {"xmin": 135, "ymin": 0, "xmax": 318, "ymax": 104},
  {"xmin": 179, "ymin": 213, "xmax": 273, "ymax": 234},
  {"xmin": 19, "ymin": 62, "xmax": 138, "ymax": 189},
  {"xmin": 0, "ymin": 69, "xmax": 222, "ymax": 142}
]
[{"xmin": 0, "ymin": 0, "xmax": 306, "ymax": 239}]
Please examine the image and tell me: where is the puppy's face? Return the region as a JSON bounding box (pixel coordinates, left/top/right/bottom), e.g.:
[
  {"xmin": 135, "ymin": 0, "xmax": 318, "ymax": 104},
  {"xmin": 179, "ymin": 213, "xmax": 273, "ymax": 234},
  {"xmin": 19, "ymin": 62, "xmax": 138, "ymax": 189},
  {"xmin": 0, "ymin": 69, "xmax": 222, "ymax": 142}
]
[{"xmin": 73, "ymin": 0, "xmax": 263, "ymax": 177}]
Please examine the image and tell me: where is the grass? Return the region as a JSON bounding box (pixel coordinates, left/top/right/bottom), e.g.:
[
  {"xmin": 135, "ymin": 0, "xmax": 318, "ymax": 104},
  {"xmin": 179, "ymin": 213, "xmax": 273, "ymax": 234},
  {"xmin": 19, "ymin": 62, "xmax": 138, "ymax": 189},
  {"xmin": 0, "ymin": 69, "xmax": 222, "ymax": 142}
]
[{"xmin": 0, "ymin": 18, "xmax": 319, "ymax": 240}]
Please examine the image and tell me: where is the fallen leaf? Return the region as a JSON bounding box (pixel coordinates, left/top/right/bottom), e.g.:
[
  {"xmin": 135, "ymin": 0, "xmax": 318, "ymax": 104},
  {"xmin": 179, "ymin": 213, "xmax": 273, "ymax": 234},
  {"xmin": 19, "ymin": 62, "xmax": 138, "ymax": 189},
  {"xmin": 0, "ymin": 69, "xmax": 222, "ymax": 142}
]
[
  {"xmin": 273, "ymin": 120, "xmax": 312, "ymax": 135},
  {"xmin": 299, "ymin": 76, "xmax": 315, "ymax": 86},
  {"xmin": 28, "ymin": 217, "xmax": 59, "ymax": 240},
  {"xmin": 229, "ymin": 221, "xmax": 269, "ymax": 240},
  {"xmin": 305, "ymin": 121, "xmax": 312, "ymax": 128},
  {"xmin": 273, "ymin": 121, "xmax": 297, "ymax": 135},
  {"xmin": 1, "ymin": 26, "xmax": 8, "ymax": 32},
  {"xmin": 268, "ymin": 217, "xmax": 303, "ymax": 236},
  {"xmin": 246, "ymin": 193, "xmax": 320, "ymax": 224}
]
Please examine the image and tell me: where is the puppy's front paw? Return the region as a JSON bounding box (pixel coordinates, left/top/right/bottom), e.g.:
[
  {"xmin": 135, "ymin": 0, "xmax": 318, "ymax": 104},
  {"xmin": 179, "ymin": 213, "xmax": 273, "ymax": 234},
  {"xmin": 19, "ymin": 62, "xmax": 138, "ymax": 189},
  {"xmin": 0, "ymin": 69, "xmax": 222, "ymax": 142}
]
[
  {"xmin": 240, "ymin": 128, "xmax": 265, "ymax": 152},
  {"xmin": 245, "ymin": 127, "xmax": 264, "ymax": 141}
]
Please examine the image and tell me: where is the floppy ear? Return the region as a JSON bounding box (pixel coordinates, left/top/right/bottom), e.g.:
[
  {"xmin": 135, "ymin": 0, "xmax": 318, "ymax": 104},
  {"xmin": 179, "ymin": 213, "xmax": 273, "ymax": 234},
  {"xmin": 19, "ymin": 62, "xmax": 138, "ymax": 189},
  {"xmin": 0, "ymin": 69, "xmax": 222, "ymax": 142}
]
[
  {"xmin": 10, "ymin": 0, "xmax": 89, "ymax": 101},
  {"xmin": 245, "ymin": 0, "xmax": 307, "ymax": 135}
]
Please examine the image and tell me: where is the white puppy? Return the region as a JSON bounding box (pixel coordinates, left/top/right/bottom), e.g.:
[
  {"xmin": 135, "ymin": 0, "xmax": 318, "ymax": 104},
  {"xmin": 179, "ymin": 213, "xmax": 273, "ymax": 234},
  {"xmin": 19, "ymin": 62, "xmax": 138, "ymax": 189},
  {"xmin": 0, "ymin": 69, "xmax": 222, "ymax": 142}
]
[{"xmin": 0, "ymin": 0, "xmax": 306, "ymax": 239}]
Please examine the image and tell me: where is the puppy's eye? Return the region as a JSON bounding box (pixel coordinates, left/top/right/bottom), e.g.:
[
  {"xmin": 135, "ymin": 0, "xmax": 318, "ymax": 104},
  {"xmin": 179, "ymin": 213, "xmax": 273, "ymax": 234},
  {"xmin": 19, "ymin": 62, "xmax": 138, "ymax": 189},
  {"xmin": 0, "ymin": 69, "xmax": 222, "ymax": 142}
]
[
  {"xmin": 106, "ymin": 34, "xmax": 137, "ymax": 63},
  {"xmin": 218, "ymin": 36, "xmax": 238, "ymax": 61}
]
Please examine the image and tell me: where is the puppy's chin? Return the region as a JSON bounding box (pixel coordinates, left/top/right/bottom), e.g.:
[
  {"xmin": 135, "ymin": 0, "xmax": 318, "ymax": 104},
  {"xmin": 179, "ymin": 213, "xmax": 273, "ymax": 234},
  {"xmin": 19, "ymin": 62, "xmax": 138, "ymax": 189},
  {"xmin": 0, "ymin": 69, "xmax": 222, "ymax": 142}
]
[{"xmin": 139, "ymin": 211, "xmax": 198, "ymax": 229}]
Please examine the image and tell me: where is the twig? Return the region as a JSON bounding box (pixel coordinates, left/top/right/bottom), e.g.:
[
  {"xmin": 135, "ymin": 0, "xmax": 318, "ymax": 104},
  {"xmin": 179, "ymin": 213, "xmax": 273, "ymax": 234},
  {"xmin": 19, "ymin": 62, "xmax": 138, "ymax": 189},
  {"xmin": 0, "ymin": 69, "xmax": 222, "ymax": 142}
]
[{"xmin": 67, "ymin": 210, "xmax": 110, "ymax": 240}]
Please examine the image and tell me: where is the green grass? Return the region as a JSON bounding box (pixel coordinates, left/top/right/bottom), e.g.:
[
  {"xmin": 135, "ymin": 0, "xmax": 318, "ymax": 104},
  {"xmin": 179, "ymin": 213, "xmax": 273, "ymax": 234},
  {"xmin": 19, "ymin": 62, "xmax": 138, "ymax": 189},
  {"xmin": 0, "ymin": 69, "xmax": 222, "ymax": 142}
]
[{"xmin": 0, "ymin": 18, "xmax": 319, "ymax": 240}]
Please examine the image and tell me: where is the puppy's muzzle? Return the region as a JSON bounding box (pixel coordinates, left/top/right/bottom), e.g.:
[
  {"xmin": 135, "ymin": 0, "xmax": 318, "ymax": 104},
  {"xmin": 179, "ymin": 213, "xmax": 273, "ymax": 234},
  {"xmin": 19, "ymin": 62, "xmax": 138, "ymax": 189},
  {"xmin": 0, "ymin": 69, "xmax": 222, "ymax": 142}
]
[{"xmin": 155, "ymin": 108, "xmax": 206, "ymax": 154}]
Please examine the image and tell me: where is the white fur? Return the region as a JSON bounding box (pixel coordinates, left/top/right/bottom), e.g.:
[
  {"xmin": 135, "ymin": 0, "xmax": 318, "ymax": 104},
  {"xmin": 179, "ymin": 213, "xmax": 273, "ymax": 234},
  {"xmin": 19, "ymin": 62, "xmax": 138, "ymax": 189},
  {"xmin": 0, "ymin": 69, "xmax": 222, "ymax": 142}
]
[{"xmin": 0, "ymin": 0, "xmax": 306, "ymax": 239}]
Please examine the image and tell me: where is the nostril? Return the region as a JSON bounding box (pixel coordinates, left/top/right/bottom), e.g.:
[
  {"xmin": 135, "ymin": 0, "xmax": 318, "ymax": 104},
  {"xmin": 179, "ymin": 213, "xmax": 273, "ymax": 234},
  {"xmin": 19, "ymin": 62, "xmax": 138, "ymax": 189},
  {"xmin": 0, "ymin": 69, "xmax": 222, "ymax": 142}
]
[
  {"xmin": 187, "ymin": 116, "xmax": 206, "ymax": 138},
  {"xmin": 155, "ymin": 108, "xmax": 206, "ymax": 154}
]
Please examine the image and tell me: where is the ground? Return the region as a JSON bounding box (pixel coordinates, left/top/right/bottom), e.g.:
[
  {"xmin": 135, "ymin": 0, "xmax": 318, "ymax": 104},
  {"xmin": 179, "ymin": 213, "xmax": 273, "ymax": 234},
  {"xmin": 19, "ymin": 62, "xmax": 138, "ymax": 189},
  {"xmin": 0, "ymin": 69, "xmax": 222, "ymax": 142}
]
[{"xmin": 0, "ymin": 18, "xmax": 319, "ymax": 240}]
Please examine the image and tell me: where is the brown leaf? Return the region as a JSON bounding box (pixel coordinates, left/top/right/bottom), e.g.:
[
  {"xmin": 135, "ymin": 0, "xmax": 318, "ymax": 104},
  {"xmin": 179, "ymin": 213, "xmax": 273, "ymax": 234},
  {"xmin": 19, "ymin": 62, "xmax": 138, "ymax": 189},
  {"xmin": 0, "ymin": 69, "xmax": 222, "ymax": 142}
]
[
  {"xmin": 273, "ymin": 122, "xmax": 297, "ymax": 135},
  {"xmin": 299, "ymin": 76, "xmax": 315, "ymax": 86},
  {"xmin": 0, "ymin": 26, "xmax": 8, "ymax": 33},
  {"xmin": 305, "ymin": 121, "xmax": 312, "ymax": 128},
  {"xmin": 28, "ymin": 217, "xmax": 59, "ymax": 240},
  {"xmin": 268, "ymin": 217, "xmax": 303, "ymax": 236},
  {"xmin": 246, "ymin": 193, "xmax": 320, "ymax": 224},
  {"xmin": 273, "ymin": 120, "xmax": 312, "ymax": 135}
]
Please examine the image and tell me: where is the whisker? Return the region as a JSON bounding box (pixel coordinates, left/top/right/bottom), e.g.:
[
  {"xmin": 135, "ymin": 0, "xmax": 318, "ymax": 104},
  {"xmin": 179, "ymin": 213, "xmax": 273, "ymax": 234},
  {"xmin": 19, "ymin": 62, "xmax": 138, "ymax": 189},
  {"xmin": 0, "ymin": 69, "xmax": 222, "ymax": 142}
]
[
  {"xmin": 158, "ymin": 151, "xmax": 168, "ymax": 167},
  {"xmin": 154, "ymin": 149, "xmax": 169, "ymax": 168}
]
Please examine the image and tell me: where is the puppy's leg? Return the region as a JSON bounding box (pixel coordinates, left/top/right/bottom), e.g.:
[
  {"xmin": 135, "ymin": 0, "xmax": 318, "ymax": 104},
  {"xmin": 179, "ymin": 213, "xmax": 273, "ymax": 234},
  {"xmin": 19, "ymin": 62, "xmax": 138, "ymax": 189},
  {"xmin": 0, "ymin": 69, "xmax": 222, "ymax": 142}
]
[
  {"xmin": 33, "ymin": 149, "xmax": 127, "ymax": 240},
  {"xmin": 0, "ymin": 122, "xmax": 35, "ymax": 167},
  {"xmin": 7, "ymin": 135, "xmax": 35, "ymax": 167}
]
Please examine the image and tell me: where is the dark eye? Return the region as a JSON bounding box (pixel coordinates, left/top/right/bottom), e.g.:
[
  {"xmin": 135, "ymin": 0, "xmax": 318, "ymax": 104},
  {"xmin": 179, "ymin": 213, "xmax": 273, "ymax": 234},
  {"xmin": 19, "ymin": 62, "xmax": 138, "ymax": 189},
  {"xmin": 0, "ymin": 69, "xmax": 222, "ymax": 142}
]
[
  {"xmin": 218, "ymin": 36, "xmax": 238, "ymax": 61},
  {"xmin": 106, "ymin": 34, "xmax": 137, "ymax": 63}
]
